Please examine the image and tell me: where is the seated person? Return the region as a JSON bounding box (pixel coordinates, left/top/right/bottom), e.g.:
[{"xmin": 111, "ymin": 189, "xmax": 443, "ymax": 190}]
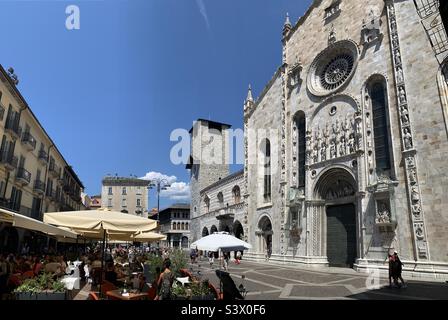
[{"xmin": 104, "ymin": 262, "xmax": 118, "ymax": 286}]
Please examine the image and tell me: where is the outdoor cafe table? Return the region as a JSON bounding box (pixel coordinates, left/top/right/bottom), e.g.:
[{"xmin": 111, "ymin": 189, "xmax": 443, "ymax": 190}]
[{"xmin": 106, "ymin": 289, "xmax": 148, "ymax": 300}]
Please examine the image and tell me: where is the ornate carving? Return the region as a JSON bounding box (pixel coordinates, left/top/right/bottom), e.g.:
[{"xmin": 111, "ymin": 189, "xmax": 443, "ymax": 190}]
[
  {"xmin": 328, "ymin": 24, "xmax": 337, "ymax": 45},
  {"xmin": 325, "ymin": 180, "xmax": 355, "ymax": 200},
  {"xmin": 376, "ymin": 202, "xmax": 391, "ymax": 224},
  {"xmin": 361, "ymin": 9, "xmax": 383, "ymax": 45},
  {"xmin": 399, "ymin": 86, "xmax": 407, "ymax": 104},
  {"xmin": 404, "ymin": 127, "xmax": 413, "ymax": 149},
  {"xmin": 400, "ymin": 105, "xmax": 409, "ymax": 125}
]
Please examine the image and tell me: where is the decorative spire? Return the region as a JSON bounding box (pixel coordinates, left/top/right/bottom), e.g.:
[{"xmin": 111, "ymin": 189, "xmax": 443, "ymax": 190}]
[
  {"xmin": 246, "ymin": 84, "xmax": 254, "ymax": 103},
  {"xmin": 282, "ymin": 12, "xmax": 292, "ymax": 37}
]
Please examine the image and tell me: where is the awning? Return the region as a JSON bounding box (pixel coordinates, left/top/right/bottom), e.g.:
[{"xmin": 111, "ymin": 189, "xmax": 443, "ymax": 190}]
[{"xmin": 0, "ymin": 208, "xmax": 78, "ymax": 239}]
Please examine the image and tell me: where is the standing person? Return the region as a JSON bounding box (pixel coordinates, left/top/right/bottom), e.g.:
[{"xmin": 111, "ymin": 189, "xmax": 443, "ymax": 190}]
[
  {"xmin": 393, "ymin": 251, "xmax": 407, "ymax": 288},
  {"xmin": 235, "ymin": 251, "xmax": 241, "ymax": 265},
  {"xmin": 208, "ymin": 252, "xmax": 214, "ymax": 268},
  {"xmin": 387, "ymin": 254, "xmax": 396, "ymax": 288},
  {"xmin": 223, "ymin": 252, "xmax": 230, "ymax": 271},
  {"xmin": 157, "ymin": 259, "xmax": 174, "ymax": 300}
]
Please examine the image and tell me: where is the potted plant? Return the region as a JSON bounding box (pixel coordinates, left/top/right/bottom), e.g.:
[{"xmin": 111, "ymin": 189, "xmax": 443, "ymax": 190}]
[
  {"xmin": 171, "ymin": 282, "xmax": 188, "ymax": 300},
  {"xmin": 190, "ymin": 280, "xmax": 215, "ymax": 300},
  {"xmin": 14, "ymin": 273, "xmax": 66, "ymax": 300}
]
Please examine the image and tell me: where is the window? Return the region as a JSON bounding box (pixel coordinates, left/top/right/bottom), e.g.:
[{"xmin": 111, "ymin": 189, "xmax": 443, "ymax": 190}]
[
  {"xmin": 122, "ymin": 187, "xmax": 127, "ymax": 195},
  {"xmin": 122, "ymin": 198, "xmax": 127, "ymax": 207},
  {"xmin": 136, "ymin": 186, "xmax": 142, "ymax": 195},
  {"xmin": 232, "ymin": 186, "xmax": 241, "ymax": 204},
  {"xmin": 181, "ymin": 222, "xmax": 185, "ymax": 230},
  {"xmin": 440, "ymin": 0, "xmax": 448, "ymax": 33},
  {"xmin": 370, "ymin": 81, "xmax": 391, "ymax": 170},
  {"xmin": 217, "ymin": 192, "xmax": 224, "ymax": 207},
  {"xmin": 137, "ymin": 199, "xmax": 141, "ymax": 207},
  {"xmin": 10, "ymin": 186, "xmax": 22, "ymax": 212},
  {"xmin": 324, "ymin": 0, "xmax": 341, "ymax": 20},
  {"xmin": 108, "ymin": 187, "xmax": 112, "ymax": 195},
  {"xmin": 177, "ymin": 222, "xmax": 181, "ymax": 230},
  {"xmin": 262, "ymin": 139, "xmax": 271, "ymax": 203},
  {"xmin": 186, "ymin": 223, "xmax": 189, "ymax": 230},
  {"xmin": 204, "ymin": 195, "xmax": 210, "ymax": 213},
  {"xmin": 173, "ymin": 222, "xmax": 176, "ymax": 230},
  {"xmin": 295, "ymin": 111, "xmax": 306, "ymax": 187}
]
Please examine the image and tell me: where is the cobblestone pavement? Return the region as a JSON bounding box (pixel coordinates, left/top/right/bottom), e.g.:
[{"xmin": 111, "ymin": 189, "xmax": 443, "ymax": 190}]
[{"xmin": 188, "ymin": 258, "xmax": 448, "ymax": 300}]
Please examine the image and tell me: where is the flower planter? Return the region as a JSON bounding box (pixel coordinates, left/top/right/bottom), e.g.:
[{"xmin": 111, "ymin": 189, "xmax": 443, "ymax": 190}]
[{"xmin": 16, "ymin": 291, "xmax": 66, "ymax": 300}]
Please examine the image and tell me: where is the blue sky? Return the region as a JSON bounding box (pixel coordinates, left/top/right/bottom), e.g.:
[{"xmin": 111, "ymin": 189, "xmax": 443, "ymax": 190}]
[{"xmin": 0, "ymin": 0, "xmax": 312, "ymax": 209}]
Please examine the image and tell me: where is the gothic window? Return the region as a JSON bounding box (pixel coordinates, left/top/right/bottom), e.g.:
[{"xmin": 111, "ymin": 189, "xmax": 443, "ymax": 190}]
[
  {"xmin": 232, "ymin": 186, "xmax": 241, "ymax": 204},
  {"xmin": 440, "ymin": 0, "xmax": 448, "ymax": 33},
  {"xmin": 262, "ymin": 139, "xmax": 271, "ymax": 203},
  {"xmin": 217, "ymin": 192, "xmax": 224, "ymax": 208},
  {"xmin": 173, "ymin": 222, "xmax": 176, "ymax": 230},
  {"xmin": 370, "ymin": 81, "xmax": 391, "ymax": 170},
  {"xmin": 204, "ymin": 195, "xmax": 210, "ymax": 213},
  {"xmin": 324, "ymin": 0, "xmax": 341, "ymax": 21},
  {"xmin": 295, "ymin": 111, "xmax": 306, "ymax": 187}
]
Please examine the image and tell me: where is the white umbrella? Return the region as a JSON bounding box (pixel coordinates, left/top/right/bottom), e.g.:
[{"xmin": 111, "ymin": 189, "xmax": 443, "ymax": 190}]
[{"xmin": 190, "ymin": 232, "xmax": 252, "ymax": 252}]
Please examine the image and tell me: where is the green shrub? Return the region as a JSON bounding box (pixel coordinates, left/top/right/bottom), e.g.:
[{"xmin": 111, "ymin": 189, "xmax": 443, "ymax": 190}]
[
  {"xmin": 170, "ymin": 249, "xmax": 188, "ymax": 276},
  {"xmin": 14, "ymin": 273, "xmax": 66, "ymax": 293}
]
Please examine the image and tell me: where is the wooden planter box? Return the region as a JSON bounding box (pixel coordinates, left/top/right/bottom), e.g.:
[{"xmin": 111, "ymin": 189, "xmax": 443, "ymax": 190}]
[{"xmin": 16, "ymin": 291, "xmax": 66, "ymax": 300}]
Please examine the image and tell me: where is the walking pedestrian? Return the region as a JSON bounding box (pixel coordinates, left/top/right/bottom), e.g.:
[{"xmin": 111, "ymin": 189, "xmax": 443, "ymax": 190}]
[
  {"xmin": 208, "ymin": 252, "xmax": 214, "ymax": 268},
  {"xmin": 393, "ymin": 251, "xmax": 407, "ymax": 288},
  {"xmin": 387, "ymin": 254, "xmax": 396, "ymax": 288}
]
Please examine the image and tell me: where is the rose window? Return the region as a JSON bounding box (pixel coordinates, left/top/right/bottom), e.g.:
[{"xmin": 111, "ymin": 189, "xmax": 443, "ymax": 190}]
[{"xmin": 307, "ymin": 40, "xmax": 359, "ymax": 97}]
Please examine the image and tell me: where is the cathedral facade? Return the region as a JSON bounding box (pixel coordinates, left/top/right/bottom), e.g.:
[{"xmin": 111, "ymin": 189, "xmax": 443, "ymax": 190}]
[{"xmin": 190, "ymin": 0, "xmax": 448, "ymax": 278}]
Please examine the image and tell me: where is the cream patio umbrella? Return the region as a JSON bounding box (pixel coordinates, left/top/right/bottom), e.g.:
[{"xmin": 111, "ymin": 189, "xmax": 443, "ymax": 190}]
[
  {"xmin": 0, "ymin": 208, "xmax": 78, "ymax": 240},
  {"xmin": 43, "ymin": 209, "xmax": 157, "ymax": 295},
  {"xmin": 109, "ymin": 231, "xmax": 167, "ymax": 242}
]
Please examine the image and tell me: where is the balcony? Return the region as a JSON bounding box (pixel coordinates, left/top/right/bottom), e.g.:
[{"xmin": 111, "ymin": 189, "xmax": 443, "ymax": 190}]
[
  {"xmin": 38, "ymin": 150, "xmax": 48, "ymax": 165},
  {"xmin": 5, "ymin": 118, "xmax": 21, "ymax": 139},
  {"xmin": 21, "ymin": 132, "xmax": 37, "ymax": 151},
  {"xmin": 33, "ymin": 180, "xmax": 46, "ymax": 195},
  {"xmin": 0, "ymin": 151, "xmax": 18, "ymax": 171},
  {"xmin": 49, "ymin": 162, "xmax": 61, "ymax": 178},
  {"xmin": 47, "ymin": 189, "xmax": 57, "ymax": 202},
  {"xmin": 16, "ymin": 167, "xmax": 31, "ymax": 186}
]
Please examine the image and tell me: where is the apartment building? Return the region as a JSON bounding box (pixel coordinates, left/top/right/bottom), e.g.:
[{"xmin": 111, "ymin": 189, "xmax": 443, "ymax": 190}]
[
  {"xmin": 101, "ymin": 176, "xmax": 149, "ymax": 218},
  {"xmin": 0, "ymin": 64, "xmax": 84, "ymax": 252}
]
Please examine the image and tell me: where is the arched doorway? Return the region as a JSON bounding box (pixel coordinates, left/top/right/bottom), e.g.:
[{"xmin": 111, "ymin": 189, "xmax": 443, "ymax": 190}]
[
  {"xmin": 210, "ymin": 225, "xmax": 218, "ymax": 234},
  {"xmin": 314, "ymin": 167, "xmax": 357, "ymax": 268},
  {"xmin": 202, "ymin": 227, "xmax": 209, "ymax": 237},
  {"xmin": 233, "ymin": 220, "xmax": 244, "ymax": 240},
  {"xmin": 181, "ymin": 236, "xmax": 189, "ymax": 248},
  {"xmin": 257, "ymin": 216, "xmax": 273, "ymax": 258}
]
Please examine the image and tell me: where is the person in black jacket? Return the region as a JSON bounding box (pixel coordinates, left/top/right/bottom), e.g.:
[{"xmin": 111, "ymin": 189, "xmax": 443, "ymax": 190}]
[
  {"xmin": 215, "ymin": 270, "xmax": 244, "ymax": 300},
  {"xmin": 392, "ymin": 251, "xmax": 407, "ymax": 288}
]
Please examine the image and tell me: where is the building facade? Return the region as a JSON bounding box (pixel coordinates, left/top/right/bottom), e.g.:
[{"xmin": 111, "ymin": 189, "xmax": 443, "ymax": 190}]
[
  {"xmin": 159, "ymin": 203, "xmax": 191, "ymax": 248},
  {"xmin": 101, "ymin": 176, "xmax": 149, "ymax": 218},
  {"xmin": 189, "ymin": 0, "xmax": 448, "ymax": 278},
  {"xmin": 0, "ymin": 64, "xmax": 85, "ymax": 252}
]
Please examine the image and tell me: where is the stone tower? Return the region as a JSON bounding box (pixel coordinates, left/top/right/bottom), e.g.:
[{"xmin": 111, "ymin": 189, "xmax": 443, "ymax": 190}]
[{"xmin": 187, "ymin": 119, "xmax": 231, "ymax": 241}]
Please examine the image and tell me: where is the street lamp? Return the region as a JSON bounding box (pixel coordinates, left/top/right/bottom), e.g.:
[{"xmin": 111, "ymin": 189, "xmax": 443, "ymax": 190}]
[{"xmin": 148, "ymin": 178, "xmax": 171, "ymax": 222}]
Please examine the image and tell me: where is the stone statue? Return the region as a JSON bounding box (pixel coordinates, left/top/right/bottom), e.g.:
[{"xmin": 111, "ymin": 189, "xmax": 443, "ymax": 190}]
[
  {"xmin": 397, "ymin": 66, "xmax": 404, "ymax": 83},
  {"xmin": 395, "ymin": 50, "xmax": 401, "ymax": 65},
  {"xmin": 292, "ymin": 126, "xmax": 297, "ymax": 143},
  {"xmin": 321, "ymin": 142, "xmax": 327, "ymax": 161},
  {"xmin": 330, "ymin": 140, "xmax": 336, "ymax": 159},
  {"xmin": 399, "ymin": 87, "xmax": 406, "ymax": 104},
  {"xmin": 400, "ymin": 105, "xmax": 409, "ymax": 124},
  {"xmin": 339, "ymin": 136, "xmax": 346, "ymax": 156},
  {"xmin": 404, "ymin": 128, "xmax": 413, "ymax": 149},
  {"xmin": 348, "ymin": 134, "xmax": 355, "ymax": 153},
  {"xmin": 313, "ymin": 143, "xmax": 319, "ymax": 163},
  {"xmin": 411, "ymin": 186, "xmax": 420, "ymax": 202},
  {"xmin": 376, "ymin": 203, "xmax": 391, "ymax": 224},
  {"xmin": 333, "ymin": 119, "xmax": 340, "ymax": 136}
]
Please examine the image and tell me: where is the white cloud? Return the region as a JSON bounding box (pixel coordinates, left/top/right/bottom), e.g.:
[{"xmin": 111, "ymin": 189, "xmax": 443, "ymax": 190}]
[
  {"xmin": 140, "ymin": 171, "xmax": 190, "ymax": 201},
  {"xmin": 196, "ymin": 0, "xmax": 211, "ymax": 32},
  {"xmin": 160, "ymin": 181, "xmax": 191, "ymax": 200},
  {"xmin": 140, "ymin": 171, "xmax": 177, "ymax": 185}
]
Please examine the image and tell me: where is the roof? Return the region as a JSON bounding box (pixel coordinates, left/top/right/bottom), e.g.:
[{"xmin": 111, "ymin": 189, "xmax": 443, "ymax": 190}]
[
  {"xmin": 201, "ymin": 169, "xmax": 244, "ymax": 194},
  {"xmin": 188, "ymin": 119, "xmax": 232, "ymax": 133},
  {"xmin": 159, "ymin": 203, "xmax": 191, "ymax": 213},
  {"xmin": 102, "ymin": 177, "xmax": 150, "ymax": 187}
]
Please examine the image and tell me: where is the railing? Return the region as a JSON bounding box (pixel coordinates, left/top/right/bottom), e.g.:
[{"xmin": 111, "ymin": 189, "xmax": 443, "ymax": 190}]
[
  {"xmin": 5, "ymin": 118, "xmax": 21, "ymax": 137},
  {"xmin": 49, "ymin": 161, "xmax": 60, "ymax": 177},
  {"xmin": 16, "ymin": 167, "xmax": 31, "ymax": 184},
  {"xmin": 33, "ymin": 180, "xmax": 46, "ymax": 193},
  {"xmin": 0, "ymin": 151, "xmax": 18, "ymax": 170},
  {"xmin": 38, "ymin": 150, "xmax": 48, "ymax": 163},
  {"xmin": 22, "ymin": 132, "xmax": 37, "ymax": 150}
]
